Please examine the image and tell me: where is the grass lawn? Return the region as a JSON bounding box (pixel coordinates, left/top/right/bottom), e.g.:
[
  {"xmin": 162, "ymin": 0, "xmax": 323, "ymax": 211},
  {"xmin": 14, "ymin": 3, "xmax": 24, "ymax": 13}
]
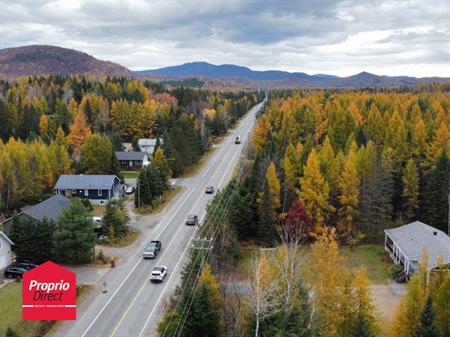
[
  {"xmin": 91, "ymin": 204, "xmax": 105, "ymax": 217},
  {"xmin": 103, "ymin": 230, "xmax": 140, "ymax": 248},
  {"xmin": 134, "ymin": 186, "xmax": 183, "ymax": 215},
  {"xmin": 236, "ymin": 244, "xmax": 393, "ymax": 284},
  {"xmin": 121, "ymin": 171, "xmax": 140, "ymax": 179},
  {"xmin": 0, "ymin": 282, "xmax": 93, "ymax": 337}
]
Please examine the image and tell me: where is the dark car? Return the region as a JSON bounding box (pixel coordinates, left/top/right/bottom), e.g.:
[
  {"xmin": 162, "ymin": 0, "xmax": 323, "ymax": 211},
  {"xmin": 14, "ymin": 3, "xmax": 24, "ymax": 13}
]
[
  {"xmin": 4, "ymin": 265, "xmax": 28, "ymax": 279},
  {"xmin": 143, "ymin": 240, "xmax": 162, "ymax": 259},
  {"xmin": 185, "ymin": 214, "xmax": 199, "ymax": 226},
  {"xmin": 235, "ymin": 136, "xmax": 241, "ymax": 144},
  {"xmin": 15, "ymin": 259, "xmax": 39, "ymax": 269},
  {"xmin": 205, "ymin": 186, "xmax": 215, "ymax": 194}
]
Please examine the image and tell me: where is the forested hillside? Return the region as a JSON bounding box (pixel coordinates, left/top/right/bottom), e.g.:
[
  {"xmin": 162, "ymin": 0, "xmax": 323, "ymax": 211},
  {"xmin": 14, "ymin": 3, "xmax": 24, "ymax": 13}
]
[
  {"xmin": 237, "ymin": 85, "xmax": 450, "ymax": 242},
  {"xmin": 0, "ymin": 75, "xmax": 263, "ymax": 215}
]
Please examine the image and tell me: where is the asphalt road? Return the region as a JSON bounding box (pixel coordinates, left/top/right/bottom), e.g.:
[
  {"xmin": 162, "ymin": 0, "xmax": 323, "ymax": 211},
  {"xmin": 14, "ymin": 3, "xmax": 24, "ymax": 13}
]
[{"xmin": 60, "ymin": 101, "xmax": 265, "ymax": 337}]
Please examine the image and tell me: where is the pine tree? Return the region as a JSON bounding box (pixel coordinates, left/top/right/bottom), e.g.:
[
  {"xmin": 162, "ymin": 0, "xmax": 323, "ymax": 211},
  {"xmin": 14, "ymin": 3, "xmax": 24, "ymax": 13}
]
[
  {"xmin": 299, "ymin": 149, "xmax": 334, "ymax": 233},
  {"xmin": 184, "ymin": 282, "xmax": 220, "ymax": 337},
  {"xmin": 422, "ymin": 151, "xmax": 450, "ymax": 233},
  {"xmin": 103, "ymin": 200, "xmax": 129, "ymax": 240},
  {"xmin": 434, "ymin": 273, "xmax": 450, "ymax": 337},
  {"xmin": 418, "ymin": 296, "xmax": 441, "ymax": 337},
  {"xmin": 153, "ymin": 147, "xmax": 171, "ymax": 190},
  {"xmin": 54, "ymin": 199, "xmax": 96, "ymax": 263},
  {"xmin": 402, "ymin": 159, "xmax": 419, "ymax": 220},
  {"xmin": 5, "ymin": 327, "xmax": 19, "ymax": 337},
  {"xmin": 258, "ymin": 180, "xmax": 277, "ymax": 245}
]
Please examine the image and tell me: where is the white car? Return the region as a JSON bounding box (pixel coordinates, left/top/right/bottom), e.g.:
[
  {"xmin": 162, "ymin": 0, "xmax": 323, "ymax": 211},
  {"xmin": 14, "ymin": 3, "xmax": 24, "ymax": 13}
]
[{"xmin": 150, "ymin": 266, "xmax": 167, "ymax": 283}]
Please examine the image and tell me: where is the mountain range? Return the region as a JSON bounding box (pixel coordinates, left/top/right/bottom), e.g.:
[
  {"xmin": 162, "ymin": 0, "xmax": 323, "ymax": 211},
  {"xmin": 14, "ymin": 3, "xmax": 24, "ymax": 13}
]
[
  {"xmin": 0, "ymin": 45, "xmax": 131, "ymax": 78},
  {"xmin": 0, "ymin": 45, "xmax": 448, "ymax": 88}
]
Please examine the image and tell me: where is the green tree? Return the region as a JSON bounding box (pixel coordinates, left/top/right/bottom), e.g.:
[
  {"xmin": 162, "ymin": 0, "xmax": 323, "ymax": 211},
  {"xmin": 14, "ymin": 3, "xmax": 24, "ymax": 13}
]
[
  {"xmin": 402, "ymin": 159, "xmax": 419, "ymax": 220},
  {"xmin": 103, "ymin": 199, "xmax": 129, "ymax": 240},
  {"xmin": 418, "ymin": 296, "xmax": 441, "ymax": 337},
  {"xmin": 5, "ymin": 327, "xmax": 19, "ymax": 337},
  {"xmin": 434, "ymin": 273, "xmax": 450, "ymax": 337},
  {"xmin": 184, "ymin": 282, "xmax": 220, "ymax": 337},
  {"xmin": 257, "ymin": 180, "xmax": 277, "ymax": 245},
  {"xmin": 80, "ymin": 133, "xmax": 113, "ymax": 174},
  {"xmin": 54, "ymin": 199, "xmax": 96, "ymax": 263},
  {"xmin": 10, "ymin": 216, "xmax": 55, "ymax": 263}
]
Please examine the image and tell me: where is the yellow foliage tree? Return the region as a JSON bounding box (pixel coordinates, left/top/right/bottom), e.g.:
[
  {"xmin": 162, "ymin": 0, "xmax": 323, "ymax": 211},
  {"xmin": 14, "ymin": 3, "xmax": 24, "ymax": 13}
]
[
  {"xmin": 68, "ymin": 109, "xmax": 91, "ymax": 160},
  {"xmin": 252, "ymin": 114, "xmax": 271, "ymax": 153},
  {"xmin": 266, "ymin": 162, "xmax": 281, "ymax": 210}
]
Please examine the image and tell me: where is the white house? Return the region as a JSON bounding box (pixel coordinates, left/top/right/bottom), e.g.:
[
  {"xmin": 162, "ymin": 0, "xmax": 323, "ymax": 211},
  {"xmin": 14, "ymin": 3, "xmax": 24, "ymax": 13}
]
[
  {"xmin": 138, "ymin": 138, "xmax": 162, "ymax": 156},
  {"xmin": 384, "ymin": 221, "xmax": 450, "ymax": 276},
  {"xmin": 0, "ymin": 231, "xmax": 14, "ymax": 270}
]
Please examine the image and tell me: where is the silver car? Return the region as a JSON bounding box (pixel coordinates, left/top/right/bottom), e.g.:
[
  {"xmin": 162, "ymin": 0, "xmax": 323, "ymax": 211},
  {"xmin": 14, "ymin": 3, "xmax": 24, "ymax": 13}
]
[{"xmin": 150, "ymin": 266, "xmax": 167, "ymax": 283}]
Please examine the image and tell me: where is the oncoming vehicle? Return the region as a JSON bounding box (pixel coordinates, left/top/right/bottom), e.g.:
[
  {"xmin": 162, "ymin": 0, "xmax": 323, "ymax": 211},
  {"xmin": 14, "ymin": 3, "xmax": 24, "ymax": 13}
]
[
  {"xmin": 185, "ymin": 214, "xmax": 199, "ymax": 226},
  {"xmin": 234, "ymin": 136, "xmax": 241, "ymax": 144},
  {"xmin": 150, "ymin": 266, "xmax": 167, "ymax": 283},
  {"xmin": 205, "ymin": 186, "xmax": 215, "ymax": 194},
  {"xmin": 142, "ymin": 240, "xmax": 162, "ymax": 259}
]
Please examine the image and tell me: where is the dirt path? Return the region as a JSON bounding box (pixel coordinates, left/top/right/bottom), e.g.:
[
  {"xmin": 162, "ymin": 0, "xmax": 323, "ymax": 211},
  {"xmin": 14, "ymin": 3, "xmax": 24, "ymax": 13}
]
[{"xmin": 371, "ymin": 283, "xmax": 407, "ymax": 321}]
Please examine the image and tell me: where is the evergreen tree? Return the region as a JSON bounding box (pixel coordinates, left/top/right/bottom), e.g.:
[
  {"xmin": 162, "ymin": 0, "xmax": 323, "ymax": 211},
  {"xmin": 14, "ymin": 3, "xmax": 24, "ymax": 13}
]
[
  {"xmin": 10, "ymin": 215, "xmax": 55, "ymax": 263},
  {"xmin": 103, "ymin": 199, "xmax": 129, "ymax": 240},
  {"xmin": 352, "ymin": 312, "xmax": 376, "ymax": 337},
  {"xmin": 418, "ymin": 296, "xmax": 441, "ymax": 337},
  {"xmin": 54, "ymin": 199, "xmax": 96, "ymax": 263},
  {"xmin": 402, "ymin": 159, "xmax": 420, "ymax": 220},
  {"xmin": 422, "ymin": 151, "xmax": 450, "ymax": 233},
  {"xmin": 5, "ymin": 327, "xmax": 19, "ymax": 337},
  {"xmin": 434, "ymin": 273, "xmax": 450, "ymax": 337},
  {"xmin": 257, "ymin": 180, "xmax": 277, "ymax": 245},
  {"xmin": 184, "ymin": 283, "xmax": 220, "ymax": 337}
]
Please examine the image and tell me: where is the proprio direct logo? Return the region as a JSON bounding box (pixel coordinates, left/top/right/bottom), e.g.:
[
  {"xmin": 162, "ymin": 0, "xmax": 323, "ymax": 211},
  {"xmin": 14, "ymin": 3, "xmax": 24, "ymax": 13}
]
[{"xmin": 22, "ymin": 261, "xmax": 76, "ymax": 320}]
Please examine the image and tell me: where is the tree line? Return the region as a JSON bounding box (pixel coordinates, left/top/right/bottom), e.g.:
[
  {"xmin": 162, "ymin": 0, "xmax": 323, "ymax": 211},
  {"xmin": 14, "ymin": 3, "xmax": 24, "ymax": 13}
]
[{"xmin": 0, "ymin": 75, "xmax": 263, "ymax": 215}]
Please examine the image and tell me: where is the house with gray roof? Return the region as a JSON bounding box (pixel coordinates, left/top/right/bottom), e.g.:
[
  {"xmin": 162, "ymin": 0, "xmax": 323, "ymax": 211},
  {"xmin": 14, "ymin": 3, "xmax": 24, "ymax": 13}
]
[
  {"xmin": 384, "ymin": 221, "xmax": 450, "ymax": 276},
  {"xmin": 0, "ymin": 195, "xmax": 71, "ymax": 236},
  {"xmin": 55, "ymin": 174, "xmax": 122, "ymax": 205},
  {"xmin": 115, "ymin": 151, "xmax": 149, "ymax": 170}
]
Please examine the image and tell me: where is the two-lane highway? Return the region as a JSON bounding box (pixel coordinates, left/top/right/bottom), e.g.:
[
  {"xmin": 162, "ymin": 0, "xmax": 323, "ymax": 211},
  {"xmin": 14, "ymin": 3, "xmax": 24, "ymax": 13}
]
[{"xmin": 60, "ymin": 100, "xmax": 265, "ymax": 337}]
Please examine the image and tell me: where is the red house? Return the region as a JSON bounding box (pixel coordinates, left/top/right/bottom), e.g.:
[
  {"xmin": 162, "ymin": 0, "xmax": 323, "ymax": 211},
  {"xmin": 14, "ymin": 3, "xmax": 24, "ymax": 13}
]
[{"xmin": 22, "ymin": 261, "xmax": 76, "ymax": 320}]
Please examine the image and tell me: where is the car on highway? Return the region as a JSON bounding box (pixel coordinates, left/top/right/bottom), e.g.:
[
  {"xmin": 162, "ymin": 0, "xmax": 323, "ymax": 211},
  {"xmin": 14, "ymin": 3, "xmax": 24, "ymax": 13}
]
[
  {"xmin": 235, "ymin": 136, "xmax": 241, "ymax": 144},
  {"xmin": 126, "ymin": 186, "xmax": 135, "ymax": 194},
  {"xmin": 150, "ymin": 266, "xmax": 167, "ymax": 283},
  {"xmin": 4, "ymin": 265, "xmax": 28, "ymax": 279},
  {"xmin": 185, "ymin": 214, "xmax": 199, "ymax": 226},
  {"xmin": 142, "ymin": 240, "xmax": 162, "ymax": 259},
  {"xmin": 205, "ymin": 186, "xmax": 215, "ymax": 194}
]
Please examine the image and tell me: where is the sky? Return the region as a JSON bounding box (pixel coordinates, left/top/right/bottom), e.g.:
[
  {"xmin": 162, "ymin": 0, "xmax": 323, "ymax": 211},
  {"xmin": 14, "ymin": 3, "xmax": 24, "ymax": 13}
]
[{"xmin": 0, "ymin": 0, "xmax": 449, "ymax": 77}]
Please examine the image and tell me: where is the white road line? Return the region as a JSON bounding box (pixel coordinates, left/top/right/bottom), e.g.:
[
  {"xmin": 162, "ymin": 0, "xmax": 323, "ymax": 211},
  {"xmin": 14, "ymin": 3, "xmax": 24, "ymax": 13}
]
[
  {"xmin": 80, "ymin": 188, "xmax": 196, "ymax": 337},
  {"xmin": 109, "ymin": 187, "xmax": 207, "ymax": 337}
]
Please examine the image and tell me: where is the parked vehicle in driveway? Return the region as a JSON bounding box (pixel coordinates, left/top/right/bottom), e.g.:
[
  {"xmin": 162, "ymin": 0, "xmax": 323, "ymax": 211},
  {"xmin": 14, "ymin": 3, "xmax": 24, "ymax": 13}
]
[
  {"xmin": 4, "ymin": 265, "xmax": 28, "ymax": 279},
  {"xmin": 185, "ymin": 214, "xmax": 199, "ymax": 226},
  {"xmin": 150, "ymin": 266, "xmax": 167, "ymax": 283},
  {"xmin": 205, "ymin": 186, "xmax": 215, "ymax": 194},
  {"xmin": 126, "ymin": 186, "xmax": 135, "ymax": 194},
  {"xmin": 234, "ymin": 136, "xmax": 241, "ymax": 144},
  {"xmin": 143, "ymin": 240, "xmax": 162, "ymax": 259},
  {"xmin": 15, "ymin": 259, "xmax": 39, "ymax": 269}
]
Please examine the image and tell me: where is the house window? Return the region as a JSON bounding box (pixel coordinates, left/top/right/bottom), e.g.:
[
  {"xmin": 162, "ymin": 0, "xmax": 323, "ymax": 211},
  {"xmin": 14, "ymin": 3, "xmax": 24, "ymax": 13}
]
[
  {"xmin": 84, "ymin": 190, "xmax": 88, "ymax": 197},
  {"xmin": 71, "ymin": 189, "xmax": 76, "ymax": 194},
  {"xmin": 98, "ymin": 190, "xmax": 102, "ymax": 196}
]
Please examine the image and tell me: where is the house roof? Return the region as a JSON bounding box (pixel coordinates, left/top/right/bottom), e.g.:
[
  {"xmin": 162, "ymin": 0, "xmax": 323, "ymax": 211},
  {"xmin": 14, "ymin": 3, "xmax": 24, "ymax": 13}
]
[
  {"xmin": 138, "ymin": 138, "xmax": 157, "ymax": 146},
  {"xmin": 54, "ymin": 175, "xmax": 120, "ymax": 190},
  {"xmin": 22, "ymin": 194, "xmax": 71, "ymax": 222},
  {"xmin": 385, "ymin": 221, "xmax": 450, "ymax": 269},
  {"xmin": 0, "ymin": 231, "xmax": 14, "ymax": 245},
  {"xmin": 115, "ymin": 151, "xmax": 146, "ymax": 161}
]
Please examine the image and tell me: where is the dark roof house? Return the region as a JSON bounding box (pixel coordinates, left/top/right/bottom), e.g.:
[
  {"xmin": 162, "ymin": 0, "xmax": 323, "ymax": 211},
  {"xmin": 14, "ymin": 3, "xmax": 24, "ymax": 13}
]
[
  {"xmin": 55, "ymin": 174, "xmax": 122, "ymax": 205},
  {"xmin": 115, "ymin": 151, "xmax": 149, "ymax": 171},
  {"xmin": 385, "ymin": 221, "xmax": 450, "ymax": 276},
  {"xmin": 22, "ymin": 194, "xmax": 71, "ymax": 222}
]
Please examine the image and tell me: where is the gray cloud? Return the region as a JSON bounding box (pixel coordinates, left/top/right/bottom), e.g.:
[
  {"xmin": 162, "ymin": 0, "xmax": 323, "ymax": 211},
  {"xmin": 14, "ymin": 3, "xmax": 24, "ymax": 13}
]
[{"xmin": 0, "ymin": 0, "xmax": 448, "ymax": 77}]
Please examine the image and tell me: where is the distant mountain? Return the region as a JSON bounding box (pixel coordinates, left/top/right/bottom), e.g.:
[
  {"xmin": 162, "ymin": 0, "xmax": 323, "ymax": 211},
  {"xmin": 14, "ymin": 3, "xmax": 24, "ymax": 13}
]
[
  {"xmin": 137, "ymin": 62, "xmax": 449, "ymax": 88},
  {"xmin": 0, "ymin": 45, "xmax": 132, "ymax": 78}
]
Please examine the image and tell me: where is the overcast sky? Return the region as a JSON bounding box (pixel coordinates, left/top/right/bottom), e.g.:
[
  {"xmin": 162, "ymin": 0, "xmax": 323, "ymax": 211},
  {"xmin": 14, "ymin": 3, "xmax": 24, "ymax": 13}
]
[{"xmin": 0, "ymin": 0, "xmax": 449, "ymax": 77}]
